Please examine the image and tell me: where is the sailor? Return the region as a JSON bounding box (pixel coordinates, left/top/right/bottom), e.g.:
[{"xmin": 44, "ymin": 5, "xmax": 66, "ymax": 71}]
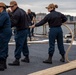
[
  {"xmin": 8, "ymin": 1, "xmax": 31, "ymax": 66},
  {"xmin": 0, "ymin": 2, "xmax": 12, "ymax": 71},
  {"xmin": 30, "ymin": 3, "xmax": 67, "ymax": 64}
]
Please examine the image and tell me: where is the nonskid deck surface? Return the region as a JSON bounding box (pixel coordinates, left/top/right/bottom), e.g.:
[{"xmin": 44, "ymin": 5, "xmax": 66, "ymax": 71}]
[
  {"xmin": 28, "ymin": 60, "xmax": 76, "ymax": 75},
  {"xmin": 0, "ymin": 42, "xmax": 76, "ymax": 75}
]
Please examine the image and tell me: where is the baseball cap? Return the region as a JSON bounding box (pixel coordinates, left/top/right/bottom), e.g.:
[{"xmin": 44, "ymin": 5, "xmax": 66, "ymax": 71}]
[
  {"xmin": 46, "ymin": 3, "xmax": 57, "ymax": 9},
  {"xmin": 0, "ymin": 2, "xmax": 6, "ymax": 7},
  {"xmin": 10, "ymin": 1, "xmax": 17, "ymax": 6}
]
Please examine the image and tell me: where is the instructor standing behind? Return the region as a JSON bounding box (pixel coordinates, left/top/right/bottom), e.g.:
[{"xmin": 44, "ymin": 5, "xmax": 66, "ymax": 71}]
[
  {"xmin": 31, "ymin": 3, "xmax": 67, "ymax": 64},
  {"xmin": 8, "ymin": 1, "xmax": 30, "ymax": 66}
]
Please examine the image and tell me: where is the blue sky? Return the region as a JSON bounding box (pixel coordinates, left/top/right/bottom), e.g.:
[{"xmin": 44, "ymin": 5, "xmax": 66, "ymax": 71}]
[{"xmin": 1, "ymin": 0, "xmax": 76, "ymax": 16}]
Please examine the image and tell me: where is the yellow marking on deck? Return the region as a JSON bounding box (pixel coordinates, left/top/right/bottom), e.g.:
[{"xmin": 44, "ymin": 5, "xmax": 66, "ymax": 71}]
[{"xmin": 28, "ymin": 60, "xmax": 76, "ymax": 75}]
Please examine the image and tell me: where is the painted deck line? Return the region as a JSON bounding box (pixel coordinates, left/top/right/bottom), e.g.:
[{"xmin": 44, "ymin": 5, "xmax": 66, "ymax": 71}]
[
  {"xmin": 8, "ymin": 40, "xmax": 76, "ymax": 45},
  {"xmin": 28, "ymin": 60, "xmax": 76, "ymax": 75}
]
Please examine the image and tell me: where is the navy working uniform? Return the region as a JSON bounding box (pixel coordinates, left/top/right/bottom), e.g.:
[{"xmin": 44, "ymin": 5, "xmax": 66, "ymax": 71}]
[
  {"xmin": 0, "ymin": 10, "xmax": 12, "ymax": 59},
  {"xmin": 35, "ymin": 10, "xmax": 67, "ymax": 63},
  {"xmin": 8, "ymin": 5, "xmax": 31, "ymax": 66},
  {"xmin": 29, "ymin": 12, "xmax": 36, "ymax": 36},
  {"xmin": 0, "ymin": 9, "xmax": 12, "ymax": 70}
]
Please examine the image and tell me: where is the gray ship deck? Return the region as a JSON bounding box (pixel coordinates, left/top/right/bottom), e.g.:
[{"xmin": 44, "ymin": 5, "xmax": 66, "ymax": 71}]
[{"xmin": 0, "ymin": 36, "xmax": 76, "ymax": 75}]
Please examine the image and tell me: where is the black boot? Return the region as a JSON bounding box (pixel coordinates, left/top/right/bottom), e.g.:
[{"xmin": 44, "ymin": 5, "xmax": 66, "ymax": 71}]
[
  {"xmin": 21, "ymin": 55, "xmax": 30, "ymax": 63},
  {"xmin": 8, "ymin": 59, "xmax": 20, "ymax": 66},
  {"xmin": 4, "ymin": 59, "xmax": 7, "ymax": 69},
  {"xmin": 60, "ymin": 54, "xmax": 65, "ymax": 62},
  {"xmin": 43, "ymin": 55, "xmax": 52, "ymax": 64},
  {"xmin": 0, "ymin": 59, "xmax": 5, "ymax": 71}
]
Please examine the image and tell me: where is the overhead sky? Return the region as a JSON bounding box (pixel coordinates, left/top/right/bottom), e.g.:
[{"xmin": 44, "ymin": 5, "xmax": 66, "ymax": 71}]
[{"xmin": 1, "ymin": 0, "xmax": 76, "ymax": 16}]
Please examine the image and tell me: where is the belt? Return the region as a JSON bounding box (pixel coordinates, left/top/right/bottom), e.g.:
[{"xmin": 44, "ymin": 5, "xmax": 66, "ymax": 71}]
[{"xmin": 50, "ymin": 26, "xmax": 61, "ymax": 28}]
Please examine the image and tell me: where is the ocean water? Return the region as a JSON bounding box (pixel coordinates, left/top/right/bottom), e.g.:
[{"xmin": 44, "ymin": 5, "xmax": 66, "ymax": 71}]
[{"xmin": 34, "ymin": 24, "xmax": 74, "ymax": 36}]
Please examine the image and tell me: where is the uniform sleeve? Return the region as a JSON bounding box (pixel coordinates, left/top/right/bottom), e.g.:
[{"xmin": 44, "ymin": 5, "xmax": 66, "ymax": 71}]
[
  {"xmin": 26, "ymin": 14, "xmax": 32, "ymax": 26},
  {"xmin": 35, "ymin": 15, "xmax": 48, "ymax": 27},
  {"xmin": 0, "ymin": 13, "xmax": 7, "ymax": 27},
  {"xmin": 61, "ymin": 14, "xmax": 67, "ymax": 23},
  {"xmin": 32, "ymin": 12, "xmax": 36, "ymax": 17}
]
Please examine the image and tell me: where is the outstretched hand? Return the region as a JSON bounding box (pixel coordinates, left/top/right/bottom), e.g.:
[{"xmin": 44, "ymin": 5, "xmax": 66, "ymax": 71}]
[{"xmin": 29, "ymin": 24, "xmax": 35, "ymax": 28}]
